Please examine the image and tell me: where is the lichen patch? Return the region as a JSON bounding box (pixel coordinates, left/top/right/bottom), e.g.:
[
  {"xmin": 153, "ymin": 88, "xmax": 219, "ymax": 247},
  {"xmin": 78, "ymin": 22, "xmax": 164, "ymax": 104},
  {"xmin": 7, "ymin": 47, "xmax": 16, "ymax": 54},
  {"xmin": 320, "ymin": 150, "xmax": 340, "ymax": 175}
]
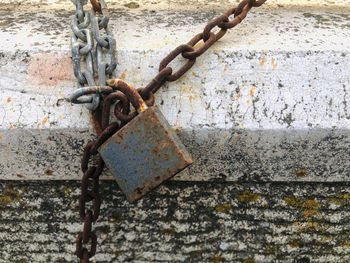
[
  {"xmin": 0, "ymin": 189, "xmax": 20, "ymax": 207},
  {"xmin": 237, "ymin": 190, "xmax": 261, "ymax": 204}
]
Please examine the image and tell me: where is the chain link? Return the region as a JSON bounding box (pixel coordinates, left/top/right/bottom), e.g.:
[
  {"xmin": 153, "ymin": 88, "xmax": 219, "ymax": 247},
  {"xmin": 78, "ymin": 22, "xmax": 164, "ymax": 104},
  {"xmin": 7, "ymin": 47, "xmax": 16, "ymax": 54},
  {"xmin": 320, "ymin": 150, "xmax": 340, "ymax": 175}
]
[
  {"xmin": 141, "ymin": 0, "xmax": 267, "ymax": 99},
  {"xmin": 70, "ymin": 0, "xmax": 267, "ymax": 262},
  {"xmin": 70, "ymin": 0, "xmax": 116, "ymax": 111}
]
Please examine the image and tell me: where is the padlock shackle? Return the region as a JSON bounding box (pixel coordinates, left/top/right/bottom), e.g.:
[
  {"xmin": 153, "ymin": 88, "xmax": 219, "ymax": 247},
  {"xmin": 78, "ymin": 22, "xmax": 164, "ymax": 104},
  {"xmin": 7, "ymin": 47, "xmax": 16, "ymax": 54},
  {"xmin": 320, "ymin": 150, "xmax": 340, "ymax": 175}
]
[{"xmin": 106, "ymin": 79, "xmax": 148, "ymax": 113}]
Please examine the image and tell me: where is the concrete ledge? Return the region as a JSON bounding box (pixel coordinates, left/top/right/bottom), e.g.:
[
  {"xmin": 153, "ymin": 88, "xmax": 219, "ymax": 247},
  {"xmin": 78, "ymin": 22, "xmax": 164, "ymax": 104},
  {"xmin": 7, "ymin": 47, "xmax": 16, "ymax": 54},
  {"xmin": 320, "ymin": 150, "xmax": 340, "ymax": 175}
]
[{"xmin": 0, "ymin": 1, "xmax": 349, "ymax": 180}]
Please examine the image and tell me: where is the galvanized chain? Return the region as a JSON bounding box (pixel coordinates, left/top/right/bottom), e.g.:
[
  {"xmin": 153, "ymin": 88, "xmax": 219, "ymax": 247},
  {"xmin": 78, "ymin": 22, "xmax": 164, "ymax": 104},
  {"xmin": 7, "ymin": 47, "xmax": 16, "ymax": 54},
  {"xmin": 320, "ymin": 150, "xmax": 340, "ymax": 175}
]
[
  {"xmin": 70, "ymin": 0, "xmax": 116, "ymax": 110},
  {"xmin": 68, "ymin": 0, "xmax": 266, "ymax": 262}
]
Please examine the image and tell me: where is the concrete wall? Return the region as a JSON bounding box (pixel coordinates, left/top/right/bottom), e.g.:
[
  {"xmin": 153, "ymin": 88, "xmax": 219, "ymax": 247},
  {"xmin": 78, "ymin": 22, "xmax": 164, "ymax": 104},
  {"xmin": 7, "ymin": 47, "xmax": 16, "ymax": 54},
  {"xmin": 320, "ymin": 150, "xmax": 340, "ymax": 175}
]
[{"xmin": 0, "ymin": 0, "xmax": 350, "ymax": 262}]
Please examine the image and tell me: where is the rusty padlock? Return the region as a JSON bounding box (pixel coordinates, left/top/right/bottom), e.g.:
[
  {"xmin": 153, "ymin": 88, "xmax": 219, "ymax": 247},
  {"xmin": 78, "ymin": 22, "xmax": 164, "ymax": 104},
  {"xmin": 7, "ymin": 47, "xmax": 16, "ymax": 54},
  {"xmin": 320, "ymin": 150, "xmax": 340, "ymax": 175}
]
[{"xmin": 99, "ymin": 79, "xmax": 193, "ymax": 202}]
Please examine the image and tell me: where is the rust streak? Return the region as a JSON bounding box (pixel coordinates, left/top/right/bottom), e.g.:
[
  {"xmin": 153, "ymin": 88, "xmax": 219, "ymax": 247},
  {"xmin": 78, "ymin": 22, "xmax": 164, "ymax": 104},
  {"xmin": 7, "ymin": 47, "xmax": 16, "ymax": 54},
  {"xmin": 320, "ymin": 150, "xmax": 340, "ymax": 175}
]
[
  {"xmin": 42, "ymin": 116, "xmax": 48, "ymax": 126},
  {"xmin": 260, "ymin": 57, "xmax": 267, "ymax": 67},
  {"xmin": 121, "ymin": 69, "xmax": 127, "ymax": 80},
  {"xmin": 249, "ymin": 87, "xmax": 255, "ymax": 96}
]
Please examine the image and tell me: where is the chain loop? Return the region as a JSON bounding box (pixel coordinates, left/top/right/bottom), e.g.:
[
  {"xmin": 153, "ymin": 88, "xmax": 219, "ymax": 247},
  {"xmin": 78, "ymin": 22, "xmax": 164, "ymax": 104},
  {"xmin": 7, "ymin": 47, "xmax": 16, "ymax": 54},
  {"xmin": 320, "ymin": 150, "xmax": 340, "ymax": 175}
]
[
  {"xmin": 159, "ymin": 44, "xmax": 196, "ymax": 82},
  {"xmin": 182, "ymin": 32, "xmax": 216, "ymax": 60},
  {"xmin": 202, "ymin": 14, "xmax": 228, "ymax": 42},
  {"xmin": 76, "ymin": 232, "xmax": 97, "ymax": 260},
  {"xmin": 140, "ymin": 67, "xmax": 172, "ymax": 98}
]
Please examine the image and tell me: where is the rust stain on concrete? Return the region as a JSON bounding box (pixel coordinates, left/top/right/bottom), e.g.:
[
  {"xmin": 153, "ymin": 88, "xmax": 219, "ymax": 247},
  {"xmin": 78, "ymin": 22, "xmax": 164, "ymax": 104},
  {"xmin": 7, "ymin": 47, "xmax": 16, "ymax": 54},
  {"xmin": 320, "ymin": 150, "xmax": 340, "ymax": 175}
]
[
  {"xmin": 44, "ymin": 169, "xmax": 54, "ymax": 175},
  {"xmin": 28, "ymin": 52, "xmax": 74, "ymax": 86},
  {"xmin": 271, "ymin": 57, "xmax": 277, "ymax": 69},
  {"xmin": 297, "ymin": 170, "xmax": 307, "ymax": 177},
  {"xmin": 220, "ymin": 68, "xmax": 227, "ymax": 78},
  {"xmin": 249, "ymin": 87, "xmax": 255, "ymax": 96},
  {"xmin": 41, "ymin": 116, "xmax": 48, "ymax": 126},
  {"xmin": 260, "ymin": 57, "xmax": 267, "ymax": 67},
  {"xmin": 121, "ymin": 69, "xmax": 127, "ymax": 80}
]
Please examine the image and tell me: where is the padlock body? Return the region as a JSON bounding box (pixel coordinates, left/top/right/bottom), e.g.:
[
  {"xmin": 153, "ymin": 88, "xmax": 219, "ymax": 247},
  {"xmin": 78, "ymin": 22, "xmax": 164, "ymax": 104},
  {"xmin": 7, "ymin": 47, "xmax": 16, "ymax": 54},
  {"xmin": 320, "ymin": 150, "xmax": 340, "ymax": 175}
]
[{"xmin": 99, "ymin": 106, "xmax": 193, "ymax": 202}]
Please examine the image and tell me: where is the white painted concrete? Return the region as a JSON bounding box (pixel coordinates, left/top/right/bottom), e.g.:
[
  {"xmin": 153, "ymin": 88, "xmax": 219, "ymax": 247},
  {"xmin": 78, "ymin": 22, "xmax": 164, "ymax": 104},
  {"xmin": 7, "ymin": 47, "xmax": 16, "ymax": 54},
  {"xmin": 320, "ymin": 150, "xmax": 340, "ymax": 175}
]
[{"xmin": 0, "ymin": 0, "xmax": 349, "ymax": 180}]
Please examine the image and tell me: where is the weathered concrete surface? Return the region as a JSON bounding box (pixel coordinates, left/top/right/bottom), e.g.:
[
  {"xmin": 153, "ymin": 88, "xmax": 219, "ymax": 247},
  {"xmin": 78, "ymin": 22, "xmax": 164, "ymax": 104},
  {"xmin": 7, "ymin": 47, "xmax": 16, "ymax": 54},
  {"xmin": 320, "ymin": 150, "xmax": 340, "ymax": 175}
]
[
  {"xmin": 2, "ymin": 180, "xmax": 350, "ymax": 262},
  {"xmin": 2, "ymin": 128, "xmax": 350, "ymax": 181},
  {"xmin": 0, "ymin": 2, "xmax": 350, "ymax": 180}
]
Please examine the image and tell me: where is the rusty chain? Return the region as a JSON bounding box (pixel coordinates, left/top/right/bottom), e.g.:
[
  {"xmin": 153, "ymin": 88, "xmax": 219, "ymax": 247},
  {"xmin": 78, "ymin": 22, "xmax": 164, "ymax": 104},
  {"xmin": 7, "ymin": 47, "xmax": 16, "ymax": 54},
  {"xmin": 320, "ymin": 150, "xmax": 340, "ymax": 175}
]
[
  {"xmin": 69, "ymin": 0, "xmax": 266, "ymax": 262},
  {"xmin": 139, "ymin": 0, "xmax": 267, "ymax": 100}
]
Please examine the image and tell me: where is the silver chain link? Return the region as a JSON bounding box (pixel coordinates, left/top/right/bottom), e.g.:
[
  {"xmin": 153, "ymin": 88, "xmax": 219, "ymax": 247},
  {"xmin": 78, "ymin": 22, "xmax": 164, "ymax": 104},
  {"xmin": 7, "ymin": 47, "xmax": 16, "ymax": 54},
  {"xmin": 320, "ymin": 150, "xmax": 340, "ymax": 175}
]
[{"xmin": 70, "ymin": 0, "xmax": 116, "ymax": 110}]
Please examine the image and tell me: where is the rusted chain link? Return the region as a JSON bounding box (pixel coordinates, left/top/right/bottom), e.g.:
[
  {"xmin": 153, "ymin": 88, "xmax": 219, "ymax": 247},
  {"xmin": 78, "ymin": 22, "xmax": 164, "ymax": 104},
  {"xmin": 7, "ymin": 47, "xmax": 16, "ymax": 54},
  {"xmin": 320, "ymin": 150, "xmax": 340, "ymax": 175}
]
[
  {"xmin": 76, "ymin": 79, "xmax": 147, "ymax": 263},
  {"xmin": 72, "ymin": 0, "xmax": 266, "ymax": 262},
  {"xmin": 140, "ymin": 0, "xmax": 266, "ymax": 100}
]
